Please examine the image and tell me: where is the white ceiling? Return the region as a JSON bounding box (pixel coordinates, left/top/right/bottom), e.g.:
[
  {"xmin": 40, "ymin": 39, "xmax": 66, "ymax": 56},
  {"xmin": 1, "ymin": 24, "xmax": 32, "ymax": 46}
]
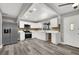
[
  {"xmin": 21, "ymin": 3, "xmax": 57, "ymax": 21},
  {"xmin": 57, "ymin": 3, "xmax": 79, "ymax": 14},
  {"xmin": 47, "ymin": 3, "xmax": 79, "ymax": 14},
  {"xmin": 0, "ymin": 3, "xmax": 79, "ymax": 22},
  {"xmin": 0, "ymin": 3, "xmax": 23, "ymax": 18}
]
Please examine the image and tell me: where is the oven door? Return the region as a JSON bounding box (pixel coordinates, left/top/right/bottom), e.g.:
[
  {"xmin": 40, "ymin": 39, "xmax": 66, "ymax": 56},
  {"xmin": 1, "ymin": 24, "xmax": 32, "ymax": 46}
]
[{"xmin": 25, "ymin": 33, "xmax": 32, "ymax": 39}]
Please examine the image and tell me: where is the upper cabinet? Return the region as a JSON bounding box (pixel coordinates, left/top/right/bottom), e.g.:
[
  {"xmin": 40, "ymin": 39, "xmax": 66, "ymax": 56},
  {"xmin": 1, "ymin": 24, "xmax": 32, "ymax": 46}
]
[
  {"xmin": 19, "ymin": 17, "xmax": 59, "ymax": 30},
  {"xmin": 50, "ymin": 18, "xmax": 58, "ymax": 27},
  {"xmin": 50, "ymin": 18, "xmax": 60, "ymax": 31},
  {"xmin": 19, "ymin": 21, "xmax": 31, "ymax": 28},
  {"xmin": 31, "ymin": 23, "xmax": 42, "ymax": 28},
  {"xmin": 19, "ymin": 21, "xmax": 42, "ymax": 29}
]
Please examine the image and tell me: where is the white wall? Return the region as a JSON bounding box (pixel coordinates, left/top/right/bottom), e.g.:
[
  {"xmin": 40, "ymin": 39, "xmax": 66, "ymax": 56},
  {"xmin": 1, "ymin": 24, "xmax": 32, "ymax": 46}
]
[
  {"xmin": 63, "ymin": 14, "xmax": 79, "ymax": 47},
  {"xmin": 0, "ymin": 12, "xmax": 2, "ymax": 44}
]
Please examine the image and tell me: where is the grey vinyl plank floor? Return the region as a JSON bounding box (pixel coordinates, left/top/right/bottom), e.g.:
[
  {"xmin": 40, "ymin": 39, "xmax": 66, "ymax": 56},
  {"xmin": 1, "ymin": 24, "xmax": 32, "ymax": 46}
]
[{"xmin": 0, "ymin": 38, "xmax": 79, "ymax": 55}]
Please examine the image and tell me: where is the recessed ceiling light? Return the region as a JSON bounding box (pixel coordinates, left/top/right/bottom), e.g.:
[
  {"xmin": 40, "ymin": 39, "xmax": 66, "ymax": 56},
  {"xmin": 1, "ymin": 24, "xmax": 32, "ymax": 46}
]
[{"xmin": 32, "ymin": 8, "xmax": 37, "ymax": 11}]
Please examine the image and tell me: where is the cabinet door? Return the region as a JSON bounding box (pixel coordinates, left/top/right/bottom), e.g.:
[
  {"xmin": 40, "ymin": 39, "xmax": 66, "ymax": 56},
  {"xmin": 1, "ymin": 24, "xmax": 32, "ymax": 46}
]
[
  {"xmin": 32, "ymin": 32, "xmax": 46, "ymax": 41},
  {"xmin": 51, "ymin": 33, "xmax": 60, "ymax": 44},
  {"xmin": 31, "ymin": 23, "xmax": 42, "ymax": 28},
  {"xmin": 50, "ymin": 18, "xmax": 58, "ymax": 27}
]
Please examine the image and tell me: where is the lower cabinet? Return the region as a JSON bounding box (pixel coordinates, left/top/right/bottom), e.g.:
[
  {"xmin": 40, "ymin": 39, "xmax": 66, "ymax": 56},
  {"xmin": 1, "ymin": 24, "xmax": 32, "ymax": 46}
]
[
  {"xmin": 19, "ymin": 31, "xmax": 25, "ymax": 41},
  {"xmin": 32, "ymin": 31, "xmax": 61, "ymax": 44},
  {"xmin": 51, "ymin": 33, "xmax": 61, "ymax": 44},
  {"xmin": 32, "ymin": 32, "xmax": 46, "ymax": 41}
]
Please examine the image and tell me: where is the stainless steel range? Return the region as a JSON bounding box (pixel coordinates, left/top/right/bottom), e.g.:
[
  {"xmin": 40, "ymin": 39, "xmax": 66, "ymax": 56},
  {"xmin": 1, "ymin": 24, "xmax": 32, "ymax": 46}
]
[
  {"xmin": 24, "ymin": 24, "xmax": 32, "ymax": 39},
  {"xmin": 24, "ymin": 31, "xmax": 32, "ymax": 39}
]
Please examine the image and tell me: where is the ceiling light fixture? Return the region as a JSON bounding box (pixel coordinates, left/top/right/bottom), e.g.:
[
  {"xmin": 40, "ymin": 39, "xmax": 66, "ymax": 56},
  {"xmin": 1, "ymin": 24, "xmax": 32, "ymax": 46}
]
[
  {"xmin": 32, "ymin": 8, "xmax": 37, "ymax": 11},
  {"xmin": 29, "ymin": 8, "xmax": 37, "ymax": 13}
]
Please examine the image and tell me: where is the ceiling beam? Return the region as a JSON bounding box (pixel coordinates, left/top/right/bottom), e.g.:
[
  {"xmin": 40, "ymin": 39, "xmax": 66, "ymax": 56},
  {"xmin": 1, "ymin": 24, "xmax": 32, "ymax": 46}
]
[{"xmin": 44, "ymin": 3, "xmax": 60, "ymax": 15}]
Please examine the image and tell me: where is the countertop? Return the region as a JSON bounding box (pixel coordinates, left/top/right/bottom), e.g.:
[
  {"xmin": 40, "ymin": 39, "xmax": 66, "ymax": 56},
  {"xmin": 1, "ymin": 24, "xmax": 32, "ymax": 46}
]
[
  {"xmin": 30, "ymin": 30, "xmax": 59, "ymax": 33},
  {"xmin": 18, "ymin": 30, "xmax": 59, "ymax": 33}
]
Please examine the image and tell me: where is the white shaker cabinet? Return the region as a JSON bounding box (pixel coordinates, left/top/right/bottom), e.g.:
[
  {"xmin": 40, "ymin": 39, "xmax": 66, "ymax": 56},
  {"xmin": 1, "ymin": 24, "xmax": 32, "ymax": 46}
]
[
  {"xmin": 32, "ymin": 31, "xmax": 46, "ymax": 41},
  {"xmin": 51, "ymin": 32, "xmax": 60, "ymax": 44},
  {"xmin": 50, "ymin": 18, "xmax": 58, "ymax": 28},
  {"xmin": 19, "ymin": 30, "xmax": 25, "ymax": 41},
  {"xmin": 31, "ymin": 23, "xmax": 42, "ymax": 28}
]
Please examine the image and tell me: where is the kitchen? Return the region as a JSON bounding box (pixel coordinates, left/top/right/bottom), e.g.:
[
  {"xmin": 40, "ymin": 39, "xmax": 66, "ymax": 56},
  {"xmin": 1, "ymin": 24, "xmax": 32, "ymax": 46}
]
[
  {"xmin": 0, "ymin": 3, "xmax": 79, "ymax": 55},
  {"xmin": 18, "ymin": 18, "xmax": 60, "ymax": 44},
  {"xmin": 18, "ymin": 3, "xmax": 61, "ymax": 44}
]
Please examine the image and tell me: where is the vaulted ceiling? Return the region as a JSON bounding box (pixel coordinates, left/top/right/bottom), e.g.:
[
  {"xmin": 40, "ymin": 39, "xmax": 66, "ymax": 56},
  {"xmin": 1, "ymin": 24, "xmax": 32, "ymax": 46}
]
[
  {"xmin": 47, "ymin": 3, "xmax": 79, "ymax": 14},
  {"xmin": 20, "ymin": 3, "xmax": 57, "ymax": 21},
  {"xmin": 0, "ymin": 3, "xmax": 79, "ymax": 22}
]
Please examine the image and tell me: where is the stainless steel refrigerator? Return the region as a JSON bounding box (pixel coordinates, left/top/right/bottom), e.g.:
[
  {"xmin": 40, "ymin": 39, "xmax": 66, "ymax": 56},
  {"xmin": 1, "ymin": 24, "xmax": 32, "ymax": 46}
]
[{"xmin": 2, "ymin": 22, "xmax": 18, "ymax": 45}]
